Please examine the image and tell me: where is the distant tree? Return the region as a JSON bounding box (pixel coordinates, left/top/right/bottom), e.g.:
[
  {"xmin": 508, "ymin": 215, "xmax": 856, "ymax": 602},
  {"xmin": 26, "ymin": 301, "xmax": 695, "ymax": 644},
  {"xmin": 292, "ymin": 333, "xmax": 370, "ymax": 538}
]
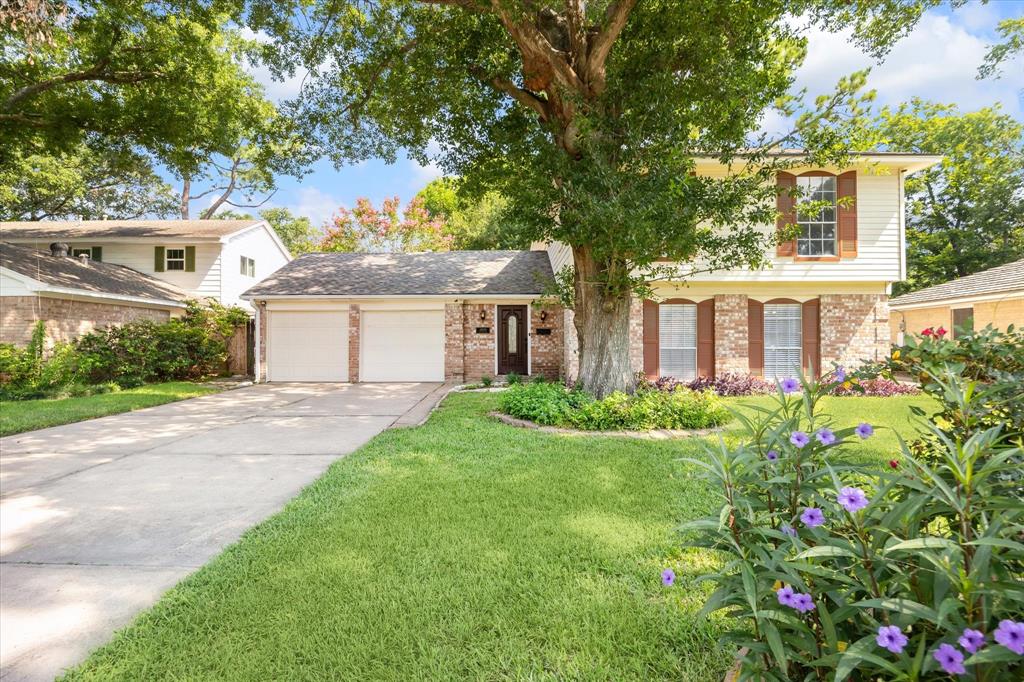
[
  {"xmin": 213, "ymin": 207, "xmax": 320, "ymax": 255},
  {"xmin": 320, "ymin": 197, "xmax": 451, "ymax": 253},
  {"xmin": 979, "ymin": 17, "xmax": 1024, "ymax": 81},
  {"xmin": 872, "ymin": 100, "xmax": 1024, "ymax": 295},
  {"xmin": 416, "ymin": 178, "xmax": 521, "ymax": 250},
  {"xmin": 0, "ymin": 142, "xmax": 177, "ymax": 220}
]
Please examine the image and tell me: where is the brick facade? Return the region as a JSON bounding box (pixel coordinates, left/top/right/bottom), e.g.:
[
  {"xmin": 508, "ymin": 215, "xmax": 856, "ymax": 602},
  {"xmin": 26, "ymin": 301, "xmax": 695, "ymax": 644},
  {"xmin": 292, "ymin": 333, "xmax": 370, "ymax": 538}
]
[
  {"xmin": 256, "ymin": 303, "xmax": 268, "ymax": 382},
  {"xmin": 1, "ymin": 294, "xmax": 171, "ymax": 348},
  {"xmin": 628, "ymin": 297, "xmax": 644, "ymax": 374},
  {"xmin": 819, "ymin": 294, "xmax": 890, "ymax": 368},
  {"xmin": 461, "ymin": 303, "xmax": 497, "ymax": 381},
  {"xmin": 444, "ymin": 303, "xmax": 466, "ymax": 381},
  {"xmin": 714, "ymin": 294, "xmax": 749, "ymax": 374},
  {"xmin": 529, "ymin": 304, "xmax": 563, "ymax": 379}
]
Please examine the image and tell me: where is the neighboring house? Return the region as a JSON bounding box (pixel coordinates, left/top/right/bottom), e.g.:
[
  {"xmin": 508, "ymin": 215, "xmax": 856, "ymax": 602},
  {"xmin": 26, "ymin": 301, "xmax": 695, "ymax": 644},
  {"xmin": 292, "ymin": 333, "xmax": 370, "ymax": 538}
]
[
  {"xmin": 244, "ymin": 152, "xmax": 941, "ymax": 384},
  {"xmin": 1, "ymin": 241, "xmax": 188, "ymax": 347},
  {"xmin": 888, "ymin": 258, "xmax": 1024, "ymax": 344},
  {"xmin": 0, "ymin": 219, "xmax": 292, "ymax": 311}
]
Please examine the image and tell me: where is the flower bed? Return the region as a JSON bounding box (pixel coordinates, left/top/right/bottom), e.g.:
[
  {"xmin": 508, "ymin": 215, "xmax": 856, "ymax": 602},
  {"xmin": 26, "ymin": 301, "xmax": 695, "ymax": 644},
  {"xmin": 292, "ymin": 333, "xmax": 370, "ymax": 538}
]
[
  {"xmin": 497, "ymin": 380, "xmax": 731, "ymax": 431},
  {"xmin": 676, "ymin": 332, "xmax": 1024, "ymax": 680}
]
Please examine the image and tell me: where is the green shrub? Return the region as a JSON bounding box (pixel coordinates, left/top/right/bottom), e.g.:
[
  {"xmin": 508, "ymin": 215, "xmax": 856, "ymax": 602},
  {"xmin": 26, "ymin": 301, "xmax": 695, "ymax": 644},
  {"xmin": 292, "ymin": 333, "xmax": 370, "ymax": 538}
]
[
  {"xmin": 481, "ymin": 376, "xmax": 493, "ymax": 387},
  {"xmin": 683, "ymin": 371, "xmax": 1024, "ymax": 680},
  {"xmin": 506, "ymin": 372, "xmax": 522, "ymax": 385},
  {"xmin": 498, "ymin": 382, "xmax": 730, "ymax": 431}
]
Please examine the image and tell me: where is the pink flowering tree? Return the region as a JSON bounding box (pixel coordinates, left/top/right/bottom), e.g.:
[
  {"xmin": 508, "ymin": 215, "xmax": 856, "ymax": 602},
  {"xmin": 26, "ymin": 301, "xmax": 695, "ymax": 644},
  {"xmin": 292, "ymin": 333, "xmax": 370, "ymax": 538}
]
[{"xmin": 320, "ymin": 196, "xmax": 453, "ymax": 253}]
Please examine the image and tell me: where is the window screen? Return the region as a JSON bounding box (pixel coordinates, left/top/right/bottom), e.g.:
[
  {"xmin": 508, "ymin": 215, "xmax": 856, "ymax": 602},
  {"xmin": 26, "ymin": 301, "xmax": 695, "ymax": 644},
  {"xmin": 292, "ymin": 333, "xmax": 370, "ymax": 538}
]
[
  {"xmin": 764, "ymin": 303, "xmax": 802, "ymax": 380},
  {"xmin": 659, "ymin": 304, "xmax": 697, "ymax": 380},
  {"xmin": 166, "ymin": 248, "xmax": 186, "ymax": 271}
]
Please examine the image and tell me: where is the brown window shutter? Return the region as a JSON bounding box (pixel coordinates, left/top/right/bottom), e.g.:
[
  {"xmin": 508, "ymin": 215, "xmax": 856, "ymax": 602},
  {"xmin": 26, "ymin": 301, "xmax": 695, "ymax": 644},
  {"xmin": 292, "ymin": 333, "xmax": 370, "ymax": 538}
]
[
  {"xmin": 776, "ymin": 172, "xmax": 797, "ymax": 257},
  {"xmin": 837, "ymin": 170, "xmax": 857, "ymax": 257},
  {"xmin": 154, "ymin": 246, "xmax": 165, "ymax": 272},
  {"xmin": 642, "ymin": 299, "xmax": 659, "ymax": 379},
  {"xmin": 802, "ymin": 298, "xmax": 820, "ymax": 377},
  {"xmin": 697, "ymin": 299, "xmax": 715, "ymax": 378},
  {"xmin": 748, "ymin": 299, "xmax": 764, "ymax": 376},
  {"xmin": 185, "ymin": 245, "xmax": 196, "ymax": 272}
]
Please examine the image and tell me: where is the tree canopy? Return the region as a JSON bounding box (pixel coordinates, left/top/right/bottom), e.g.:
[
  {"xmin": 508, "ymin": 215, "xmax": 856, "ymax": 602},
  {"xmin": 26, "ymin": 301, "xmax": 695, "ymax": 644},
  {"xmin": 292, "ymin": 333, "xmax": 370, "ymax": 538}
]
[
  {"xmin": 415, "ymin": 178, "xmax": 520, "ymax": 250},
  {"xmin": 872, "ymin": 100, "xmax": 1024, "ymax": 295}
]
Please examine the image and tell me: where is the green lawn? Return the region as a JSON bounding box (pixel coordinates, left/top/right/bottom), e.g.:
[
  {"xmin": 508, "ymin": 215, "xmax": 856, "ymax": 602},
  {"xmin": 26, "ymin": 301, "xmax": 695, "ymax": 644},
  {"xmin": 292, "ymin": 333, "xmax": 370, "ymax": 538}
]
[
  {"xmin": 62, "ymin": 391, "xmax": 935, "ymax": 681},
  {"xmin": 0, "ymin": 382, "xmax": 222, "ymax": 436}
]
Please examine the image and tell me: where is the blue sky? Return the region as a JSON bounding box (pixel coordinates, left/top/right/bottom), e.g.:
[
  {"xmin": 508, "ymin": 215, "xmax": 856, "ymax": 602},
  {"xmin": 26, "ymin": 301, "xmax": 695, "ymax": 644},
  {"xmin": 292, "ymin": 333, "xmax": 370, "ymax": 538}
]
[{"xmin": 191, "ymin": 1, "xmax": 1024, "ymax": 227}]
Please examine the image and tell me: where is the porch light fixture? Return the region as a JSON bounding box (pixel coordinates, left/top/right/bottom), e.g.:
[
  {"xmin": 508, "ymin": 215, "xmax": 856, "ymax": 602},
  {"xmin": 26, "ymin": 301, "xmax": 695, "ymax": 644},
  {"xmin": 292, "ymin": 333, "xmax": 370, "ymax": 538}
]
[
  {"xmin": 479, "ymin": 309, "xmax": 487, "ymax": 321},
  {"xmin": 539, "ymin": 310, "xmax": 547, "ymax": 321}
]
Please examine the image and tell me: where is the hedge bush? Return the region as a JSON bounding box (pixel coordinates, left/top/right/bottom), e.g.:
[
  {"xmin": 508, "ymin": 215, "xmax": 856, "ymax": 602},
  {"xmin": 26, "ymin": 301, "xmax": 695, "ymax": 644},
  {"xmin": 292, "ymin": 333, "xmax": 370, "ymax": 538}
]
[{"xmin": 498, "ymin": 381, "xmax": 731, "ymax": 431}]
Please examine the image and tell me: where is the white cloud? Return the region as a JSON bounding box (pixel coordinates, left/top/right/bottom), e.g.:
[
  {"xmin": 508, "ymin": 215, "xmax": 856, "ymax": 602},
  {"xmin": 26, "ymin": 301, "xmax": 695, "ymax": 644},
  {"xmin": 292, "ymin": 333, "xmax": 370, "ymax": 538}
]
[
  {"xmin": 406, "ymin": 139, "xmax": 446, "ymax": 190},
  {"xmin": 237, "ymin": 27, "xmax": 306, "ymax": 103},
  {"xmin": 795, "ymin": 13, "xmax": 1024, "ymax": 117},
  {"xmin": 284, "ymin": 187, "xmax": 345, "ymax": 228}
]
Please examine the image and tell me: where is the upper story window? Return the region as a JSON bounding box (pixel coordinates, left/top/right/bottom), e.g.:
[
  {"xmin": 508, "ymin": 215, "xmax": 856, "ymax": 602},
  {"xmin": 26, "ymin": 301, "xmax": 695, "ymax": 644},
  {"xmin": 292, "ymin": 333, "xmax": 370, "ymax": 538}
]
[
  {"xmin": 659, "ymin": 303, "xmax": 697, "ymax": 380},
  {"xmin": 240, "ymin": 256, "xmax": 255, "ymax": 277},
  {"xmin": 796, "ymin": 175, "xmax": 837, "ymax": 257},
  {"xmin": 165, "ymin": 248, "xmax": 186, "ymax": 271}
]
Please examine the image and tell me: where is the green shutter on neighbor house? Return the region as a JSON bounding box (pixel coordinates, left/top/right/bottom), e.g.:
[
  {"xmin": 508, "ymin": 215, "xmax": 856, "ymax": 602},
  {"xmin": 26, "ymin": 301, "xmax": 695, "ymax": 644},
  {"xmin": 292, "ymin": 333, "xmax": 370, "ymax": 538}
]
[
  {"xmin": 185, "ymin": 246, "xmax": 196, "ymax": 272},
  {"xmin": 91, "ymin": 246, "xmax": 102, "ymax": 262},
  {"xmin": 154, "ymin": 246, "xmax": 165, "ymax": 272}
]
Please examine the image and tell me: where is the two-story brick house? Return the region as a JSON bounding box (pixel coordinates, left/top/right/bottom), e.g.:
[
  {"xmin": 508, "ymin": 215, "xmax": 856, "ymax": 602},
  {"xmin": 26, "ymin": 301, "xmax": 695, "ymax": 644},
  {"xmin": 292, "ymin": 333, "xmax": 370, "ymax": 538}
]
[{"xmin": 243, "ymin": 153, "xmax": 940, "ymax": 384}]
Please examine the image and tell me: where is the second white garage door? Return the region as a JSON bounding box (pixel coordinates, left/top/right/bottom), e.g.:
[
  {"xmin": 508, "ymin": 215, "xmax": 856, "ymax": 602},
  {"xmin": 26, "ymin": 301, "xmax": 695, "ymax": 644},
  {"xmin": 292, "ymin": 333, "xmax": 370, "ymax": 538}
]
[
  {"xmin": 268, "ymin": 310, "xmax": 348, "ymax": 382},
  {"xmin": 361, "ymin": 310, "xmax": 445, "ymax": 382}
]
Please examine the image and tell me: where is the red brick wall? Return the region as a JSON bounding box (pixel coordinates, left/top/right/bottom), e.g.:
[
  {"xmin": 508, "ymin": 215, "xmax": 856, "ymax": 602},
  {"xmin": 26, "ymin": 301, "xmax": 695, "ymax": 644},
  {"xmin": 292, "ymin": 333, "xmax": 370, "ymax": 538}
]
[
  {"xmin": 628, "ymin": 296, "xmax": 644, "ymax": 374},
  {"xmin": 714, "ymin": 294, "xmax": 749, "ymax": 374},
  {"xmin": 1, "ymin": 294, "xmax": 171, "ymax": 349},
  {"xmin": 462, "ymin": 303, "xmax": 497, "ymax": 381},
  {"xmin": 530, "ymin": 304, "xmax": 563, "ymax": 379},
  {"xmin": 820, "ymin": 293, "xmax": 890, "ymax": 369},
  {"xmin": 348, "ymin": 305, "xmax": 360, "ymax": 382},
  {"xmin": 444, "ymin": 303, "xmax": 465, "ymax": 381},
  {"xmin": 256, "ymin": 303, "xmax": 268, "ymax": 382}
]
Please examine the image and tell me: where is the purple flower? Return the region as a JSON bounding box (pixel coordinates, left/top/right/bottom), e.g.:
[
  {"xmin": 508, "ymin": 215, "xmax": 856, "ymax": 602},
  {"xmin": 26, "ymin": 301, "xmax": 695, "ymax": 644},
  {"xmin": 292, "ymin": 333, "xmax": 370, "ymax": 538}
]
[
  {"xmin": 815, "ymin": 428, "xmax": 837, "ymax": 445},
  {"xmin": 766, "ymin": 450, "xmax": 779, "ymax": 461},
  {"xmin": 835, "ymin": 366, "xmax": 847, "ymax": 383},
  {"xmin": 933, "ymin": 643, "xmax": 966, "ymax": 675},
  {"xmin": 790, "ymin": 431, "xmax": 810, "ymax": 448},
  {"xmin": 958, "ymin": 629, "xmax": 985, "ymax": 655},
  {"xmin": 800, "ymin": 507, "xmax": 825, "ymax": 528},
  {"xmin": 776, "ymin": 585, "xmax": 795, "ymax": 607},
  {"xmin": 780, "ymin": 524, "xmax": 797, "ymax": 537},
  {"xmin": 856, "ymin": 422, "xmax": 874, "ymax": 439},
  {"xmin": 791, "ymin": 593, "xmax": 816, "ymax": 613},
  {"xmin": 837, "ymin": 486, "xmax": 870, "ymax": 513},
  {"xmin": 994, "ymin": 619, "xmax": 1024, "ymax": 655},
  {"xmin": 661, "ymin": 568, "xmax": 675, "ymax": 587},
  {"xmin": 876, "ymin": 625, "xmax": 908, "ymax": 654},
  {"xmin": 781, "ymin": 378, "xmax": 800, "ymax": 394}
]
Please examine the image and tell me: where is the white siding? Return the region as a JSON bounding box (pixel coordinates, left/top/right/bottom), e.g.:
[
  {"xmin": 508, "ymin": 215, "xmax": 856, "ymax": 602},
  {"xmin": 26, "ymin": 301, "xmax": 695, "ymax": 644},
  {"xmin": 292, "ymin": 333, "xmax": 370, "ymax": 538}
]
[
  {"xmin": 1, "ymin": 271, "xmax": 34, "ymax": 296},
  {"xmin": 220, "ymin": 224, "xmax": 291, "ymax": 310},
  {"xmin": 546, "ymin": 241, "xmax": 574, "ymax": 274}
]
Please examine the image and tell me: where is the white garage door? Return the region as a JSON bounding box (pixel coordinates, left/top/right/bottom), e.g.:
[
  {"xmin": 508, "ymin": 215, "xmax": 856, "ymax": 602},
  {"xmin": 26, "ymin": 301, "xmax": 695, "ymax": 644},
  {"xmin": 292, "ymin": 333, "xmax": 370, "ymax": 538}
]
[
  {"xmin": 361, "ymin": 310, "xmax": 444, "ymax": 382},
  {"xmin": 268, "ymin": 310, "xmax": 348, "ymax": 382}
]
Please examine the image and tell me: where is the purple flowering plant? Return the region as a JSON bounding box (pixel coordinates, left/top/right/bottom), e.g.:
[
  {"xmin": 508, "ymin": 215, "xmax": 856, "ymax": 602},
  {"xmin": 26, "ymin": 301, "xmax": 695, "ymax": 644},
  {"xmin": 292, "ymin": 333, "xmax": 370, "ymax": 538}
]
[{"xmin": 680, "ymin": 369, "xmax": 1024, "ymax": 680}]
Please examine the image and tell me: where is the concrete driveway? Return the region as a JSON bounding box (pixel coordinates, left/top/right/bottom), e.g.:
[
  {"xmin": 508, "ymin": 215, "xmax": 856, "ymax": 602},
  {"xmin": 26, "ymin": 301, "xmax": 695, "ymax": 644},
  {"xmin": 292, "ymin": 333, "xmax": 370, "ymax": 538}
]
[{"xmin": 0, "ymin": 382, "xmax": 443, "ymax": 681}]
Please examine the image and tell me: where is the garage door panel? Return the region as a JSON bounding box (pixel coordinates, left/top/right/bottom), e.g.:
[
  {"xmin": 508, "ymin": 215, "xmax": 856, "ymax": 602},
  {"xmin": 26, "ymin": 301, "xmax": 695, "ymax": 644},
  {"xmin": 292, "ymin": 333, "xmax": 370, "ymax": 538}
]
[
  {"xmin": 362, "ymin": 310, "xmax": 444, "ymax": 382},
  {"xmin": 268, "ymin": 310, "xmax": 348, "ymax": 382}
]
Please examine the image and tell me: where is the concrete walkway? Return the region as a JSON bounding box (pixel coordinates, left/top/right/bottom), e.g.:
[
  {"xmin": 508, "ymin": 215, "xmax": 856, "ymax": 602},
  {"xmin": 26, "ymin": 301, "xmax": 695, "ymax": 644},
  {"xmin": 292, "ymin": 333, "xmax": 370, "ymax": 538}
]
[{"xmin": 0, "ymin": 382, "xmax": 441, "ymax": 681}]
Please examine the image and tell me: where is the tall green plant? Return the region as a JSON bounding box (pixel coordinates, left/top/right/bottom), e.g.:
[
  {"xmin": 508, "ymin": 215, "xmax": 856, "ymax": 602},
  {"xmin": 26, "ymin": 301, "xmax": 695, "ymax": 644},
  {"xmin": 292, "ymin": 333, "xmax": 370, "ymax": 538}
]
[{"xmin": 684, "ymin": 370, "xmax": 1023, "ymax": 680}]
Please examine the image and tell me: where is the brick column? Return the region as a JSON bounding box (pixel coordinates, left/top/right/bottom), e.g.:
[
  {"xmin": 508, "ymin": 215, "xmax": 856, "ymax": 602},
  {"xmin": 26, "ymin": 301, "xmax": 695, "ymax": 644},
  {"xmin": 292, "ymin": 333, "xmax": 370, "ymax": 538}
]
[
  {"xmin": 820, "ymin": 294, "xmax": 890, "ymax": 369},
  {"xmin": 348, "ymin": 304, "xmax": 360, "ymax": 382},
  {"xmin": 444, "ymin": 303, "xmax": 465, "ymax": 381},
  {"xmin": 463, "ymin": 303, "xmax": 496, "ymax": 380},
  {"xmin": 714, "ymin": 294, "xmax": 749, "ymax": 375},
  {"xmin": 257, "ymin": 303, "xmax": 267, "ymax": 382},
  {"xmin": 628, "ymin": 297, "xmax": 644, "ymax": 374},
  {"xmin": 562, "ymin": 308, "xmax": 578, "ymax": 384}
]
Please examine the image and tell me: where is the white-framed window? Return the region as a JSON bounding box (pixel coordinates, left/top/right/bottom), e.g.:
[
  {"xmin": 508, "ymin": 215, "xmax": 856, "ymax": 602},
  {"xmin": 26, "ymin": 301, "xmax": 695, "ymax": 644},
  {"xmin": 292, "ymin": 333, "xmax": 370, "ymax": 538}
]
[
  {"xmin": 796, "ymin": 175, "xmax": 837, "ymax": 256},
  {"xmin": 659, "ymin": 303, "xmax": 697, "ymax": 380},
  {"xmin": 240, "ymin": 256, "xmax": 255, "ymax": 277},
  {"xmin": 165, "ymin": 248, "xmax": 186, "ymax": 271},
  {"xmin": 72, "ymin": 248, "xmax": 91, "ymax": 258},
  {"xmin": 764, "ymin": 303, "xmax": 802, "ymax": 380}
]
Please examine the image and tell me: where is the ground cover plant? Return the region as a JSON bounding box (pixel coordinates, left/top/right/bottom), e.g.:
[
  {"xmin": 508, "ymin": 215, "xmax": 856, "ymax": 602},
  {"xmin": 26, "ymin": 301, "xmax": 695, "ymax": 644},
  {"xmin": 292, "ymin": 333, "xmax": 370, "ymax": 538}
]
[
  {"xmin": 61, "ymin": 390, "xmax": 932, "ymax": 681},
  {"xmin": 0, "ymin": 381, "xmax": 221, "ymax": 436},
  {"xmin": 498, "ymin": 380, "xmax": 731, "ymax": 430},
  {"xmin": 683, "ymin": 347, "xmax": 1023, "ymax": 679}
]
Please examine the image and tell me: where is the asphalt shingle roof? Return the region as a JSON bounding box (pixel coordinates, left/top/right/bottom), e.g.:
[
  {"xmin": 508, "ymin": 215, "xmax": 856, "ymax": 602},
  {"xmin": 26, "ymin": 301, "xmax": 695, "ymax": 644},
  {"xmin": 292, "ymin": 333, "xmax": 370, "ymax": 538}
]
[
  {"xmin": 889, "ymin": 258, "xmax": 1024, "ymax": 307},
  {"xmin": 1, "ymin": 242, "xmax": 189, "ymax": 304},
  {"xmin": 243, "ymin": 251, "xmax": 554, "ymax": 298},
  {"xmin": 0, "ymin": 219, "xmax": 261, "ymax": 241}
]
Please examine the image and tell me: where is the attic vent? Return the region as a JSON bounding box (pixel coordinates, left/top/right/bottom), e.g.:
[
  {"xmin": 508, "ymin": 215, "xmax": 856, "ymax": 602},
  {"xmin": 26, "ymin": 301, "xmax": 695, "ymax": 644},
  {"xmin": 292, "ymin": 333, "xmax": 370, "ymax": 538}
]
[
  {"xmin": 49, "ymin": 242, "xmax": 70, "ymax": 257},
  {"xmin": 78, "ymin": 253, "xmax": 90, "ymax": 265}
]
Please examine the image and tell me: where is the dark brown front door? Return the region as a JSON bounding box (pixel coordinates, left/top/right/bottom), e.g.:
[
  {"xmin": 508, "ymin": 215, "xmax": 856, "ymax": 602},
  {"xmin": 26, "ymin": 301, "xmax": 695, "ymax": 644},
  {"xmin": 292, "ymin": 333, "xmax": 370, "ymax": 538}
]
[{"xmin": 498, "ymin": 305, "xmax": 528, "ymax": 375}]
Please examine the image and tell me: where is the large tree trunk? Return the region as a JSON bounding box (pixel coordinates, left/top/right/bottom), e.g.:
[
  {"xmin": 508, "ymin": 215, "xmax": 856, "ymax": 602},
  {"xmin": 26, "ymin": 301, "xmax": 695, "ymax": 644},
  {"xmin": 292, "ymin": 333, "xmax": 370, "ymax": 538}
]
[{"xmin": 572, "ymin": 246, "xmax": 635, "ymax": 398}]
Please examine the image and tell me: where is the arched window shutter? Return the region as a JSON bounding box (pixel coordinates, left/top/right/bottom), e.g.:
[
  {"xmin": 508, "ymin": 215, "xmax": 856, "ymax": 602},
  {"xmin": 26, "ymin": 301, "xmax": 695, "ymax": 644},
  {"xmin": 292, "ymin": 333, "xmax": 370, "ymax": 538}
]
[
  {"xmin": 642, "ymin": 299, "xmax": 659, "ymax": 379},
  {"xmin": 696, "ymin": 299, "xmax": 715, "ymax": 378},
  {"xmin": 776, "ymin": 172, "xmax": 797, "ymax": 257},
  {"xmin": 838, "ymin": 171, "xmax": 857, "ymax": 257},
  {"xmin": 802, "ymin": 298, "xmax": 820, "ymax": 377},
  {"xmin": 748, "ymin": 299, "xmax": 764, "ymax": 376}
]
